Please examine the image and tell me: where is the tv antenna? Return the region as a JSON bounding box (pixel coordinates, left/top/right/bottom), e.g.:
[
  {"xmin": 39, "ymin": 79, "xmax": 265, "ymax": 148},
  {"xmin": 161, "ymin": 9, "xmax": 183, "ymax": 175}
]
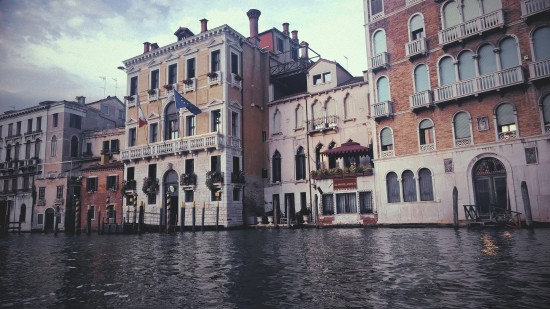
[
  {"xmin": 112, "ymin": 78, "xmax": 118, "ymax": 97},
  {"xmin": 99, "ymin": 76, "xmax": 106, "ymax": 98}
]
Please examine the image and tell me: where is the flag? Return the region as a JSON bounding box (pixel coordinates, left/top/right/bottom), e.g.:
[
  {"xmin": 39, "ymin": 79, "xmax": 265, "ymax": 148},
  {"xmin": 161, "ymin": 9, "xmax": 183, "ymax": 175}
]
[
  {"xmin": 174, "ymin": 90, "xmax": 202, "ymax": 115},
  {"xmin": 138, "ymin": 102, "xmax": 148, "ymax": 128}
]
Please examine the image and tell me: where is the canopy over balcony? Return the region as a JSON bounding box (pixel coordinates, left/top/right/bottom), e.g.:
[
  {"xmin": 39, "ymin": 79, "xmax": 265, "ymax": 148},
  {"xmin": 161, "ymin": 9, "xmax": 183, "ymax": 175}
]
[{"xmin": 322, "ymin": 139, "xmax": 369, "ymax": 159}]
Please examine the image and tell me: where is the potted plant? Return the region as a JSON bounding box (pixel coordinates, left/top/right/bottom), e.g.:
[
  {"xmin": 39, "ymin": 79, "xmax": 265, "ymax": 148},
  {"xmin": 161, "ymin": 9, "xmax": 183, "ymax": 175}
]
[
  {"xmin": 142, "ymin": 177, "xmax": 159, "ymax": 195},
  {"xmin": 207, "ymin": 72, "xmax": 218, "ymax": 78},
  {"xmin": 124, "ymin": 95, "xmax": 135, "ymax": 101},
  {"xmin": 183, "ymin": 79, "xmax": 194, "ymax": 85},
  {"xmin": 234, "ymin": 74, "xmax": 243, "ymax": 81},
  {"xmin": 301, "ymin": 207, "xmax": 311, "ymax": 224},
  {"xmin": 147, "ymin": 89, "xmax": 156, "ymax": 95},
  {"xmin": 163, "ymin": 84, "xmax": 173, "ymax": 90}
]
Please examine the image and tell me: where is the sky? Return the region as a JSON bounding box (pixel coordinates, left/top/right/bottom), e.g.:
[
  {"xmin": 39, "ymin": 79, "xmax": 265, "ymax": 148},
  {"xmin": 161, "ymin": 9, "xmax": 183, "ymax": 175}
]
[{"xmin": 0, "ymin": 0, "xmax": 367, "ymax": 114}]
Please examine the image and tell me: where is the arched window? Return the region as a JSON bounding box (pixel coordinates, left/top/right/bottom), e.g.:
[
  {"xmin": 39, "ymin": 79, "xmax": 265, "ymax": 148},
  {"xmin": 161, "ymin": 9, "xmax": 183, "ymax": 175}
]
[
  {"xmin": 419, "ymin": 168, "xmax": 434, "ymax": 201},
  {"xmin": 165, "ymin": 102, "xmax": 179, "ymax": 140},
  {"xmin": 295, "ymin": 147, "xmax": 306, "ymax": 180},
  {"xmin": 14, "ymin": 143, "xmax": 20, "ymax": 160},
  {"xmin": 380, "ymin": 127, "xmax": 393, "ymax": 152},
  {"xmin": 34, "ymin": 139, "xmax": 41, "ymax": 158},
  {"xmin": 442, "ymin": 1, "xmax": 460, "ymax": 29},
  {"xmin": 439, "ymin": 56, "xmax": 456, "ymax": 85},
  {"xmin": 402, "ymin": 170, "xmax": 417, "ymax": 202},
  {"xmin": 542, "ymin": 94, "xmax": 550, "ymax": 132},
  {"xmin": 70, "ymin": 136, "xmax": 78, "ymax": 157},
  {"xmin": 478, "ymin": 44, "xmax": 497, "ymax": 75},
  {"xmin": 51, "ymin": 136, "xmax": 57, "ymax": 157},
  {"xmin": 25, "ymin": 141, "xmax": 31, "ymax": 159},
  {"xmin": 414, "ymin": 64, "xmax": 430, "ymax": 93},
  {"xmin": 325, "ymin": 98, "xmax": 336, "ymax": 118},
  {"xmin": 19, "ymin": 204, "xmax": 26, "ymax": 223},
  {"xmin": 462, "ymin": 0, "xmax": 479, "ymax": 21},
  {"xmin": 496, "ymin": 103, "xmax": 516, "ymax": 139},
  {"xmin": 315, "ymin": 144, "xmax": 324, "ymax": 170},
  {"xmin": 328, "ymin": 142, "xmax": 336, "ymax": 168},
  {"xmin": 386, "ymin": 172, "xmax": 400, "ymax": 203},
  {"xmin": 6, "ymin": 144, "xmax": 12, "ymax": 161},
  {"xmin": 532, "ymin": 27, "xmax": 550, "ymax": 61},
  {"xmin": 458, "ymin": 51, "xmax": 475, "ymax": 80},
  {"xmin": 454, "ymin": 112, "xmax": 471, "ymax": 145},
  {"xmin": 499, "ymin": 37, "xmax": 520, "ymax": 70},
  {"xmin": 273, "ymin": 109, "xmax": 281, "ymax": 133},
  {"xmin": 295, "ymin": 105, "xmax": 303, "ymax": 129},
  {"xmin": 419, "ymin": 119, "xmax": 435, "ymax": 147},
  {"xmin": 482, "ymin": 0, "xmax": 500, "ymax": 14},
  {"xmin": 343, "ymin": 95, "xmax": 353, "ymax": 119},
  {"xmin": 272, "ymin": 151, "xmax": 281, "ymax": 183},
  {"xmin": 409, "ymin": 14, "xmax": 424, "ymax": 41},
  {"xmin": 376, "ymin": 76, "xmax": 390, "ymax": 102},
  {"xmin": 373, "ymin": 29, "xmax": 387, "ymax": 55}
]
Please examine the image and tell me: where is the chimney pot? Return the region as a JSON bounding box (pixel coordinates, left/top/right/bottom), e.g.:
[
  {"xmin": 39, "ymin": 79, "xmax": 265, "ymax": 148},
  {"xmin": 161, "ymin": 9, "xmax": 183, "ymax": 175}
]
[
  {"xmin": 75, "ymin": 96, "xmax": 86, "ymax": 105},
  {"xmin": 200, "ymin": 18, "xmax": 208, "ymax": 33},
  {"xmin": 282, "ymin": 23, "xmax": 289, "ymax": 35},
  {"xmin": 246, "ymin": 9, "xmax": 261, "ymax": 39},
  {"xmin": 143, "ymin": 42, "xmax": 151, "ymax": 54},
  {"xmin": 291, "ymin": 30, "xmax": 298, "ymax": 42},
  {"xmin": 151, "ymin": 43, "xmax": 159, "ymax": 50}
]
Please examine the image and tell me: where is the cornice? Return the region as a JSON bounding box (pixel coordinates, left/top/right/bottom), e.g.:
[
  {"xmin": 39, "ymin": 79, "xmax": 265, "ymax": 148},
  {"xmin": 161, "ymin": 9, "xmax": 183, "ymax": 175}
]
[
  {"xmin": 268, "ymin": 80, "xmax": 368, "ymax": 107},
  {"xmin": 0, "ymin": 105, "xmax": 50, "ymax": 121}
]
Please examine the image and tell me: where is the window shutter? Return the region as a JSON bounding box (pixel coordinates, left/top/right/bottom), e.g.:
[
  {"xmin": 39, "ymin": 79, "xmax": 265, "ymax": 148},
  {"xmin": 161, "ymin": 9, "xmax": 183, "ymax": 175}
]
[
  {"xmin": 419, "ymin": 119, "xmax": 433, "ymax": 129},
  {"xmin": 497, "ymin": 104, "xmax": 515, "ymax": 125},
  {"xmin": 410, "ymin": 15, "xmax": 423, "ymax": 34},
  {"xmin": 414, "ymin": 65, "xmax": 429, "ymax": 92},
  {"xmin": 458, "ymin": 51, "xmax": 475, "ymax": 80},
  {"xmin": 419, "ymin": 168, "xmax": 434, "ymax": 201},
  {"xmin": 499, "ymin": 38, "xmax": 519, "ymax": 70},
  {"xmin": 386, "ymin": 172, "xmax": 400, "ymax": 203},
  {"xmin": 454, "ymin": 112, "xmax": 471, "ymax": 138},
  {"xmin": 376, "ymin": 77, "xmax": 390, "ymax": 102},
  {"xmin": 479, "ymin": 45, "xmax": 497, "ymax": 75},
  {"xmin": 439, "ymin": 57, "xmax": 456, "ymax": 85},
  {"xmin": 381, "ymin": 128, "xmax": 393, "ymax": 146}
]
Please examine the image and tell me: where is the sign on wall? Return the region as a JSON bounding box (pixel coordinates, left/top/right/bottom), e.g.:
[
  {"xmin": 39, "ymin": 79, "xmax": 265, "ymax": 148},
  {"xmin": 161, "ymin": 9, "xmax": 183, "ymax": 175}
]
[{"xmin": 333, "ymin": 177, "xmax": 357, "ymax": 190}]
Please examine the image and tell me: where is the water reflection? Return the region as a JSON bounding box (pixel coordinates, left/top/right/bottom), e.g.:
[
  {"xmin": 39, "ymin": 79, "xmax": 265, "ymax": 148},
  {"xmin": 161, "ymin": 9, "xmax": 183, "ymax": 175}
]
[{"xmin": 1, "ymin": 229, "xmax": 550, "ymax": 308}]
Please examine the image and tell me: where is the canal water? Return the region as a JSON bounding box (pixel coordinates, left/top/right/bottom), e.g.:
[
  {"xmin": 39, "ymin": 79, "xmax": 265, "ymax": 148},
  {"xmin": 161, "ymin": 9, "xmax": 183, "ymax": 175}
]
[{"xmin": 1, "ymin": 228, "xmax": 550, "ymax": 308}]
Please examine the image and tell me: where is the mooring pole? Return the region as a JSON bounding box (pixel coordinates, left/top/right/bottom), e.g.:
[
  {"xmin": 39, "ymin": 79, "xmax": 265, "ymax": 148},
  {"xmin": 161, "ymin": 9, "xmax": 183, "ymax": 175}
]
[
  {"xmin": 315, "ymin": 195, "xmax": 319, "ymax": 229},
  {"xmin": 166, "ymin": 191, "xmax": 171, "ymax": 233},
  {"xmin": 133, "ymin": 194, "xmax": 137, "ymax": 232},
  {"xmin": 180, "ymin": 201, "xmax": 185, "ymax": 233},
  {"xmin": 521, "ymin": 181, "xmax": 532, "ymax": 228},
  {"xmin": 54, "ymin": 207, "xmax": 59, "ymax": 236},
  {"xmin": 86, "ymin": 205, "xmax": 91, "ymax": 235},
  {"xmin": 453, "ymin": 186, "xmax": 459, "ymax": 228},
  {"xmin": 74, "ymin": 197, "xmax": 81, "ymax": 235},
  {"xmin": 274, "ymin": 202, "xmax": 278, "ymax": 227},
  {"xmin": 138, "ymin": 201, "xmax": 144, "ymax": 235},
  {"xmin": 192, "ymin": 201, "xmax": 196, "ymax": 233},
  {"xmin": 201, "ymin": 201, "xmax": 205, "ymax": 232},
  {"xmin": 97, "ymin": 210, "xmax": 101, "ymax": 235},
  {"xmin": 216, "ymin": 193, "xmax": 220, "ymax": 232}
]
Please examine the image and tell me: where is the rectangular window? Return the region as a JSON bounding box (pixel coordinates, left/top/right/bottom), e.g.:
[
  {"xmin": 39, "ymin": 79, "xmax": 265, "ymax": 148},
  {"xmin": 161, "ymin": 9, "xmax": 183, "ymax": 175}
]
[
  {"xmin": 233, "ymin": 156, "xmax": 240, "ymax": 173},
  {"xmin": 336, "ymin": 193, "xmax": 357, "ymax": 214},
  {"xmin": 231, "ymin": 112, "xmax": 239, "ymax": 137},
  {"xmin": 39, "ymin": 187, "xmax": 45, "ymax": 200},
  {"xmin": 291, "ymin": 47, "xmax": 299, "ymax": 61},
  {"xmin": 322, "ymin": 194, "xmax": 334, "ymax": 215},
  {"xmin": 102, "ymin": 141, "xmax": 110, "ymax": 153},
  {"xmin": 186, "ymin": 115, "xmax": 195, "ymax": 136},
  {"xmin": 16, "ymin": 122, "xmax": 21, "ymax": 135},
  {"xmin": 128, "ymin": 128, "xmax": 136, "ymax": 147},
  {"xmin": 150, "ymin": 123, "xmax": 158, "ymax": 143},
  {"xmin": 107, "ymin": 175, "xmax": 118, "ymax": 191},
  {"xmin": 86, "ymin": 177, "xmax": 98, "ymax": 192},
  {"xmin": 313, "ymin": 74, "xmax": 322, "ymax": 85},
  {"xmin": 118, "ymin": 110, "xmax": 125, "ymax": 122},
  {"xmin": 150, "ymin": 69, "xmax": 159, "ymax": 89},
  {"xmin": 211, "ymin": 110, "xmax": 221, "ymax": 132},
  {"xmin": 11, "ymin": 178, "xmax": 17, "ymax": 192},
  {"xmin": 300, "ymin": 192, "xmax": 307, "ymax": 212},
  {"xmin": 111, "ymin": 140, "xmax": 119, "ymax": 153},
  {"xmin": 277, "ymin": 37, "xmax": 284, "ymax": 52},
  {"xmin": 186, "ymin": 58, "xmax": 196, "ymax": 79},
  {"xmin": 101, "ymin": 105, "xmax": 109, "ymax": 114},
  {"xmin": 90, "ymin": 206, "xmax": 95, "ymax": 220},
  {"xmin": 185, "ymin": 190, "xmax": 194, "ymax": 202},
  {"xmin": 36, "ymin": 117, "xmax": 42, "ymax": 131},
  {"xmin": 168, "ymin": 63, "xmax": 177, "ymax": 85},
  {"xmin": 27, "ymin": 119, "xmax": 33, "ymax": 133},
  {"xmin": 323, "ymin": 72, "xmax": 331, "ymax": 83},
  {"xmin": 371, "ymin": 0, "xmax": 383, "ymax": 16},
  {"xmin": 130, "ymin": 76, "xmax": 138, "ymax": 96},
  {"xmin": 23, "ymin": 176, "xmax": 29, "ymax": 191},
  {"xmin": 359, "ymin": 191, "xmax": 373, "ymax": 214},
  {"xmin": 85, "ymin": 142, "xmax": 92, "ymax": 155},
  {"xmin": 69, "ymin": 114, "xmax": 82, "ymax": 129},
  {"xmin": 233, "ymin": 187, "xmax": 240, "ymax": 201},
  {"xmin": 211, "ymin": 50, "xmax": 220, "ymax": 72},
  {"xmin": 127, "ymin": 167, "xmax": 135, "ymax": 180},
  {"xmin": 8, "ymin": 123, "xmax": 13, "ymax": 137},
  {"xmin": 148, "ymin": 164, "xmax": 157, "ymax": 205},
  {"xmin": 231, "ymin": 52, "xmax": 239, "ymax": 75},
  {"xmin": 56, "ymin": 186, "xmax": 63, "ymax": 199},
  {"xmin": 53, "ymin": 114, "xmax": 59, "ymax": 127},
  {"xmin": 211, "ymin": 155, "xmax": 221, "ymax": 172},
  {"xmin": 37, "ymin": 213, "xmax": 44, "ymax": 225}
]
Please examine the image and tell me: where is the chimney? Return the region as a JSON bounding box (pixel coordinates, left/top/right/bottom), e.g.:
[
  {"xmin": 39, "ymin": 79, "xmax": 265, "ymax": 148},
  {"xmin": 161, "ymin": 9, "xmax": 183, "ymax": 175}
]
[
  {"xmin": 75, "ymin": 96, "xmax": 86, "ymax": 105},
  {"xmin": 282, "ymin": 23, "xmax": 289, "ymax": 36},
  {"xmin": 300, "ymin": 41, "xmax": 309, "ymax": 59},
  {"xmin": 247, "ymin": 9, "xmax": 261, "ymax": 38},
  {"xmin": 291, "ymin": 30, "xmax": 298, "ymax": 42},
  {"xmin": 174, "ymin": 27, "xmax": 194, "ymax": 41},
  {"xmin": 200, "ymin": 18, "xmax": 208, "ymax": 33},
  {"xmin": 143, "ymin": 42, "xmax": 151, "ymax": 53},
  {"xmin": 151, "ymin": 43, "xmax": 159, "ymax": 50}
]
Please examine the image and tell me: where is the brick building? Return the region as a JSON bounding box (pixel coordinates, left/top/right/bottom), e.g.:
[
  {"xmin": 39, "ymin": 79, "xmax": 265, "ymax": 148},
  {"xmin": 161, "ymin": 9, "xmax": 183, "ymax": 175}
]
[{"xmin": 363, "ymin": 0, "xmax": 550, "ymax": 224}]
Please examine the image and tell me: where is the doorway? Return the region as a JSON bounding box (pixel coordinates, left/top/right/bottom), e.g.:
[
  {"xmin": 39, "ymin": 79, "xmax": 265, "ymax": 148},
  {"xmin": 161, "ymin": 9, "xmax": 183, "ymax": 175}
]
[
  {"xmin": 284, "ymin": 193, "xmax": 296, "ymax": 222},
  {"xmin": 44, "ymin": 208, "xmax": 55, "ymax": 231},
  {"xmin": 473, "ymin": 157, "xmax": 507, "ymax": 216},
  {"xmin": 0, "ymin": 201, "xmax": 9, "ymax": 233},
  {"xmin": 163, "ymin": 170, "xmax": 179, "ymax": 230}
]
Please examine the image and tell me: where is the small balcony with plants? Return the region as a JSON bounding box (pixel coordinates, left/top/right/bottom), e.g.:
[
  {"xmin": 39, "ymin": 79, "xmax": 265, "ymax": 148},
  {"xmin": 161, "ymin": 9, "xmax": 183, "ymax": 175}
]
[
  {"xmin": 205, "ymin": 171, "xmax": 224, "ymax": 190},
  {"xmin": 231, "ymin": 170, "xmax": 245, "ymax": 184},
  {"xmin": 148, "ymin": 88, "xmax": 159, "ymax": 101},
  {"xmin": 183, "ymin": 78, "xmax": 196, "ymax": 92},
  {"xmin": 208, "ymin": 71, "xmax": 222, "ymax": 86},
  {"xmin": 307, "ymin": 115, "xmax": 339, "ymax": 134},
  {"xmin": 180, "ymin": 173, "xmax": 197, "ymax": 187},
  {"xmin": 310, "ymin": 165, "xmax": 373, "ymax": 180}
]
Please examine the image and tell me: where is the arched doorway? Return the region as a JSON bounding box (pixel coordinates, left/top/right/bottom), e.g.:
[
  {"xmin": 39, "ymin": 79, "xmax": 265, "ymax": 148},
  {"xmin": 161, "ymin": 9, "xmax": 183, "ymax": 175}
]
[
  {"xmin": 163, "ymin": 170, "xmax": 179, "ymax": 231},
  {"xmin": 44, "ymin": 208, "xmax": 55, "ymax": 231},
  {"xmin": 473, "ymin": 157, "xmax": 507, "ymax": 216}
]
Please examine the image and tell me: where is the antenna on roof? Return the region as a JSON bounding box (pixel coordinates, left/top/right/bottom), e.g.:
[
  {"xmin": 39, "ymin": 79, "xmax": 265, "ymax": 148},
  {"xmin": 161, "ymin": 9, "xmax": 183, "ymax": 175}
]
[
  {"xmin": 112, "ymin": 78, "xmax": 118, "ymax": 97},
  {"xmin": 99, "ymin": 76, "xmax": 106, "ymax": 98},
  {"xmin": 343, "ymin": 56, "xmax": 349, "ymax": 71}
]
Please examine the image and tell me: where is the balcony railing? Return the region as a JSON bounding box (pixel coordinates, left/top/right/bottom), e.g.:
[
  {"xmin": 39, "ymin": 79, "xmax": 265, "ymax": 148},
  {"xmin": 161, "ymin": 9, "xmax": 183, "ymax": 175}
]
[
  {"xmin": 54, "ymin": 198, "xmax": 64, "ymax": 205},
  {"xmin": 498, "ymin": 131, "xmax": 517, "ymax": 141},
  {"xmin": 180, "ymin": 173, "xmax": 197, "ymax": 186},
  {"xmin": 433, "ymin": 66, "xmax": 524, "ymax": 104},
  {"xmin": 121, "ymin": 132, "xmax": 227, "ymax": 161},
  {"xmin": 406, "ymin": 37, "xmax": 428, "ymax": 59},
  {"xmin": 164, "ymin": 83, "xmax": 178, "ymax": 96},
  {"xmin": 307, "ymin": 115, "xmax": 339, "ymax": 133},
  {"xmin": 231, "ymin": 73, "xmax": 243, "ymax": 89},
  {"xmin": 409, "ymin": 90, "xmax": 433, "ymax": 111},
  {"xmin": 37, "ymin": 199, "xmax": 46, "ymax": 206},
  {"xmin": 208, "ymin": 71, "xmax": 222, "ymax": 86},
  {"xmin": 121, "ymin": 179, "xmax": 137, "ymax": 192},
  {"xmin": 372, "ymin": 101, "xmax": 393, "ymax": 120},
  {"xmin": 455, "ymin": 137, "xmax": 472, "ymax": 147},
  {"xmin": 420, "ymin": 143, "xmax": 435, "ymax": 153},
  {"xmin": 529, "ymin": 58, "xmax": 550, "ymax": 81},
  {"xmin": 381, "ymin": 150, "xmax": 394, "ymax": 158},
  {"xmin": 148, "ymin": 88, "xmax": 159, "ymax": 101},
  {"xmin": 438, "ymin": 10, "xmax": 504, "ymax": 46},
  {"xmin": 521, "ymin": 0, "xmax": 550, "ymax": 19},
  {"xmin": 183, "ymin": 78, "xmax": 196, "ymax": 93},
  {"xmin": 369, "ymin": 52, "xmax": 389, "ymax": 71}
]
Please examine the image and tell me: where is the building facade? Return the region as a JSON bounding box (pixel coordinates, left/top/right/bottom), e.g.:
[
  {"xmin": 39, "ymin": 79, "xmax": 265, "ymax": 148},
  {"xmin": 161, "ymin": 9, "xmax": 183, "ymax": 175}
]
[{"xmin": 363, "ymin": 0, "xmax": 550, "ymax": 224}]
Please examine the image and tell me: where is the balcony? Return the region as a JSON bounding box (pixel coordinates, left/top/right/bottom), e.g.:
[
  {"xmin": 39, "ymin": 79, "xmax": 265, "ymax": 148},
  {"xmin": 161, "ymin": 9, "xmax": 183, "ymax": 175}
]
[
  {"xmin": 231, "ymin": 73, "xmax": 243, "ymax": 89},
  {"xmin": 409, "ymin": 90, "xmax": 433, "ymax": 111},
  {"xmin": 125, "ymin": 95, "xmax": 137, "ymax": 106},
  {"xmin": 455, "ymin": 137, "xmax": 473, "ymax": 147},
  {"xmin": 163, "ymin": 83, "xmax": 178, "ymax": 96},
  {"xmin": 438, "ymin": 10, "xmax": 504, "ymax": 47},
  {"xmin": 121, "ymin": 132, "xmax": 227, "ymax": 161},
  {"xmin": 310, "ymin": 165, "xmax": 373, "ymax": 180},
  {"xmin": 231, "ymin": 171, "xmax": 245, "ymax": 184},
  {"xmin": 37, "ymin": 199, "xmax": 46, "ymax": 206},
  {"xmin": 307, "ymin": 115, "xmax": 339, "ymax": 134},
  {"xmin": 24, "ymin": 129, "xmax": 43, "ymax": 140},
  {"xmin": 406, "ymin": 37, "xmax": 428, "ymax": 59},
  {"xmin": 369, "ymin": 52, "xmax": 389, "ymax": 71},
  {"xmin": 121, "ymin": 179, "xmax": 137, "ymax": 192},
  {"xmin": 419, "ymin": 143, "xmax": 435, "ymax": 153},
  {"xmin": 529, "ymin": 58, "xmax": 550, "ymax": 81},
  {"xmin": 381, "ymin": 150, "xmax": 394, "ymax": 158},
  {"xmin": 206, "ymin": 171, "xmax": 224, "ymax": 189},
  {"xmin": 180, "ymin": 173, "xmax": 197, "ymax": 186},
  {"xmin": 433, "ymin": 66, "xmax": 524, "ymax": 104},
  {"xmin": 498, "ymin": 130, "xmax": 517, "ymax": 141},
  {"xmin": 372, "ymin": 101, "xmax": 393, "ymax": 120},
  {"xmin": 82, "ymin": 151, "xmax": 94, "ymax": 158},
  {"xmin": 208, "ymin": 71, "xmax": 222, "ymax": 86},
  {"xmin": 521, "ymin": 0, "xmax": 550, "ymax": 19},
  {"xmin": 183, "ymin": 78, "xmax": 196, "ymax": 93},
  {"xmin": 148, "ymin": 88, "xmax": 159, "ymax": 101},
  {"xmin": 54, "ymin": 198, "xmax": 64, "ymax": 205}
]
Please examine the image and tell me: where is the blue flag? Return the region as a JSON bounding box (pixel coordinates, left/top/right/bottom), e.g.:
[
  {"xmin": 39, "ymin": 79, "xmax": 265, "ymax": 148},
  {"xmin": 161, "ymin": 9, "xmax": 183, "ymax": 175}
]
[{"xmin": 174, "ymin": 90, "xmax": 202, "ymax": 115}]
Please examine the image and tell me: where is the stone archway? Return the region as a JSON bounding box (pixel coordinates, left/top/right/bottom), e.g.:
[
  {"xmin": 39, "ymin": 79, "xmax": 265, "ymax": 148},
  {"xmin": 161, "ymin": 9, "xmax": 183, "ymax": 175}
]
[{"xmin": 473, "ymin": 157, "xmax": 507, "ymax": 216}]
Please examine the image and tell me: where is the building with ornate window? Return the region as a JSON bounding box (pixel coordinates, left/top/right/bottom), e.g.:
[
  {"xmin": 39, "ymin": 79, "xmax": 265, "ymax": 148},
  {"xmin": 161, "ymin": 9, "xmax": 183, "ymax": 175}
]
[{"xmin": 363, "ymin": 0, "xmax": 550, "ymax": 224}]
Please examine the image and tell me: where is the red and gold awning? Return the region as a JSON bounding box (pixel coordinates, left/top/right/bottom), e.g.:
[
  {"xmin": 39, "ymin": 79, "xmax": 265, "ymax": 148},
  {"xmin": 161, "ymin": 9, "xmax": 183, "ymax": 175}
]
[{"xmin": 322, "ymin": 139, "xmax": 369, "ymax": 158}]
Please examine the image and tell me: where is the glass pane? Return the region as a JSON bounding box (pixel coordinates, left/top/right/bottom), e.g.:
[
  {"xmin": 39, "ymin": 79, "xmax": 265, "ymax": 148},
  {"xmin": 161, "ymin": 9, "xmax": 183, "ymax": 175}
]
[
  {"xmin": 499, "ymin": 38, "xmax": 519, "ymax": 70},
  {"xmin": 414, "ymin": 65, "xmax": 429, "ymax": 92},
  {"xmin": 462, "ymin": 0, "xmax": 479, "ymax": 21},
  {"xmin": 478, "ymin": 45, "xmax": 497, "ymax": 75},
  {"xmin": 443, "ymin": 1, "xmax": 460, "ymax": 28},
  {"xmin": 533, "ymin": 27, "xmax": 550, "ymax": 61},
  {"xmin": 439, "ymin": 57, "xmax": 456, "ymax": 85},
  {"xmin": 458, "ymin": 51, "xmax": 476, "ymax": 80},
  {"xmin": 377, "ymin": 77, "xmax": 390, "ymax": 102},
  {"xmin": 373, "ymin": 30, "xmax": 387, "ymax": 54},
  {"xmin": 454, "ymin": 112, "xmax": 471, "ymax": 138}
]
